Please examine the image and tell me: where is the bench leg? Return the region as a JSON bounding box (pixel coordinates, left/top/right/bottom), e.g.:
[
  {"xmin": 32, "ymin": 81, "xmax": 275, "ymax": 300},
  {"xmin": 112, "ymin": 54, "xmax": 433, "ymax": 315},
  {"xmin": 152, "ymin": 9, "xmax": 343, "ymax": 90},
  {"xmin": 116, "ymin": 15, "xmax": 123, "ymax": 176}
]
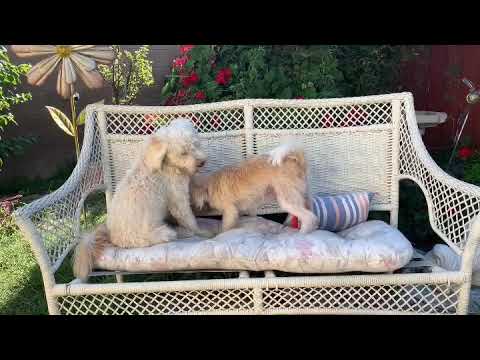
[{"xmin": 115, "ymin": 273, "xmax": 124, "ymax": 283}]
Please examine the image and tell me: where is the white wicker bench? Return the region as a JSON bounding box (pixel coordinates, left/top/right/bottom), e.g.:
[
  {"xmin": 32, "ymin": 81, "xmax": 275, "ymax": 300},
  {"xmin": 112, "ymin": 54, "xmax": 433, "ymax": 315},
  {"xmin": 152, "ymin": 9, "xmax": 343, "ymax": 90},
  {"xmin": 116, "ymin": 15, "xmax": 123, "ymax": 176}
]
[{"xmin": 13, "ymin": 92, "xmax": 480, "ymax": 315}]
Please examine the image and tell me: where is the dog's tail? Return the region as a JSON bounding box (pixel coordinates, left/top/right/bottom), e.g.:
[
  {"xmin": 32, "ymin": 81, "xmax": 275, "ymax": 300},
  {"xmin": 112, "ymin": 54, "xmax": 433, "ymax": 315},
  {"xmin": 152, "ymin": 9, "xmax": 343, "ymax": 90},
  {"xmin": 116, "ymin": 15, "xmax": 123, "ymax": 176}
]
[
  {"xmin": 268, "ymin": 138, "xmax": 305, "ymax": 167},
  {"xmin": 73, "ymin": 224, "xmax": 110, "ymax": 282}
]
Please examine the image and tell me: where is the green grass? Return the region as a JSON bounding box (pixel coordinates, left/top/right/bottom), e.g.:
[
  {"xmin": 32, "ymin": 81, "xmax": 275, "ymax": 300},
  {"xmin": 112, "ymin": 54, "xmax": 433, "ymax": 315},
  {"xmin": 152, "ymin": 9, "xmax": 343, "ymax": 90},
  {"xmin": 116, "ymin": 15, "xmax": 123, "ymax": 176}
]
[
  {"xmin": 0, "ymin": 188, "xmax": 238, "ymax": 314},
  {"xmin": 0, "ymin": 190, "xmax": 107, "ymax": 314},
  {"xmin": 0, "ymin": 217, "xmax": 49, "ymax": 314},
  {"xmin": 0, "ymin": 166, "xmax": 75, "ymax": 315}
]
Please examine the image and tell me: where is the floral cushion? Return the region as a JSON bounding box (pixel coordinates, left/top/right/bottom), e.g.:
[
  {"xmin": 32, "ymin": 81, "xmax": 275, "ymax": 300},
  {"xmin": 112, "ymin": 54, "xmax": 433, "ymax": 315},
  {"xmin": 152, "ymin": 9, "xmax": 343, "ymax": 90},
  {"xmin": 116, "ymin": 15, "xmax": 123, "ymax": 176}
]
[{"xmin": 94, "ymin": 216, "xmax": 413, "ymax": 274}]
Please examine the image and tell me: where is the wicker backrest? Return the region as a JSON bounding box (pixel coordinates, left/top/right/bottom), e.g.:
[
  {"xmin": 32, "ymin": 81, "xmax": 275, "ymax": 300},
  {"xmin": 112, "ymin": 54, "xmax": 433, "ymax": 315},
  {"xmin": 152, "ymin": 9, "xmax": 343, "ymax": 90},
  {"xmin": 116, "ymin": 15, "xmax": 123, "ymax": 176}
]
[{"xmin": 93, "ymin": 95, "xmax": 405, "ymax": 220}]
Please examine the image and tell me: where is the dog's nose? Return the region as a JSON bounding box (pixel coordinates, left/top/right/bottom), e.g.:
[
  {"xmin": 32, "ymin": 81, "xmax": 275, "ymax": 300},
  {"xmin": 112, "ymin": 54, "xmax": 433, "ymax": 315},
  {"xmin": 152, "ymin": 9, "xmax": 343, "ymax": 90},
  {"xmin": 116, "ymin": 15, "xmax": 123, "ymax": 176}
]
[{"xmin": 198, "ymin": 160, "xmax": 206, "ymax": 167}]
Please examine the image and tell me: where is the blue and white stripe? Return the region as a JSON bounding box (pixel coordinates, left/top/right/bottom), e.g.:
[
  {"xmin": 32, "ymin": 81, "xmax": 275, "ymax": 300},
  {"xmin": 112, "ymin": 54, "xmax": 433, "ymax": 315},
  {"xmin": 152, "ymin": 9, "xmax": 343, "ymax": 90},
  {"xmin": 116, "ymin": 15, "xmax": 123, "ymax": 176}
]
[{"xmin": 311, "ymin": 192, "xmax": 373, "ymax": 232}]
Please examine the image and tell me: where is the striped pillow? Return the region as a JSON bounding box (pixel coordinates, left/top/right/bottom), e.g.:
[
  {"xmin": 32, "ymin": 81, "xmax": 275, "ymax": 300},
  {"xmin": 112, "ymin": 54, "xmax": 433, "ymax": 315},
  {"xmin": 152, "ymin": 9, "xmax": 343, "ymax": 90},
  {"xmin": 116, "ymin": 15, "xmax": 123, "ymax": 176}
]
[{"xmin": 310, "ymin": 192, "xmax": 374, "ymax": 232}]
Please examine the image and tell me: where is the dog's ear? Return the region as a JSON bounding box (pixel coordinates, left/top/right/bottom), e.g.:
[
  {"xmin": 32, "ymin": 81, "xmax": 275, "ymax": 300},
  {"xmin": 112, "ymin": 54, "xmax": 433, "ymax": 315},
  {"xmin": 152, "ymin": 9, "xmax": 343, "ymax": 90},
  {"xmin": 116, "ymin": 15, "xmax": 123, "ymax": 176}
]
[{"xmin": 144, "ymin": 136, "xmax": 168, "ymax": 171}]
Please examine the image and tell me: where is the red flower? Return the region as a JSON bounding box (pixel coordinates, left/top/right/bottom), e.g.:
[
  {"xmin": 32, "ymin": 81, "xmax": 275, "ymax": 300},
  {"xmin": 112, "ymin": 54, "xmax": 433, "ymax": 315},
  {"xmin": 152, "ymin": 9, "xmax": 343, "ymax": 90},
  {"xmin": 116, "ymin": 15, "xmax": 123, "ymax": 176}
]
[
  {"xmin": 458, "ymin": 147, "xmax": 474, "ymax": 160},
  {"xmin": 194, "ymin": 91, "xmax": 206, "ymax": 101},
  {"xmin": 215, "ymin": 67, "xmax": 233, "ymax": 86},
  {"xmin": 177, "ymin": 89, "xmax": 187, "ymax": 98},
  {"xmin": 180, "ymin": 45, "xmax": 194, "ymax": 54},
  {"xmin": 295, "ymin": 96, "xmax": 305, "ymax": 99},
  {"xmin": 182, "ymin": 72, "xmax": 200, "ymax": 87},
  {"xmin": 172, "ymin": 56, "xmax": 188, "ymax": 70}
]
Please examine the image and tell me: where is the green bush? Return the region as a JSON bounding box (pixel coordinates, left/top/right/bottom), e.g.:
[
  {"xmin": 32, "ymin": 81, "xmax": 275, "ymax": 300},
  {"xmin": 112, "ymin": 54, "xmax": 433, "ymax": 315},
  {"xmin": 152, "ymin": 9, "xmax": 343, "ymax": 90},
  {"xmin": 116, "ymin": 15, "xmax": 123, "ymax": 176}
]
[
  {"xmin": 160, "ymin": 45, "xmax": 424, "ymax": 105},
  {"xmin": 0, "ymin": 46, "xmax": 35, "ymax": 170},
  {"xmin": 99, "ymin": 45, "xmax": 154, "ymax": 105}
]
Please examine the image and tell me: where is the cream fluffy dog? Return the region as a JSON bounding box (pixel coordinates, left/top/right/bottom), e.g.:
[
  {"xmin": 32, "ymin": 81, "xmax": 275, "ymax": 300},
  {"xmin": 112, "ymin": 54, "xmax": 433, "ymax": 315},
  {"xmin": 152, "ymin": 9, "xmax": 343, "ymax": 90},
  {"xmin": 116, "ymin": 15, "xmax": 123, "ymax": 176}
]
[
  {"xmin": 190, "ymin": 141, "xmax": 319, "ymax": 234},
  {"xmin": 73, "ymin": 118, "xmax": 214, "ymax": 281}
]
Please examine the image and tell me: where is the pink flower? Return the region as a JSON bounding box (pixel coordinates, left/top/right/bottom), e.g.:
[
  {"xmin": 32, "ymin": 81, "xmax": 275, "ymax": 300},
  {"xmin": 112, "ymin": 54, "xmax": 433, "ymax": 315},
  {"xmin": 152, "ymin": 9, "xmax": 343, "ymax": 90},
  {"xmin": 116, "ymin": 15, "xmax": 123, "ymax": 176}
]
[
  {"xmin": 180, "ymin": 45, "xmax": 194, "ymax": 54},
  {"xmin": 215, "ymin": 67, "xmax": 233, "ymax": 86},
  {"xmin": 295, "ymin": 96, "xmax": 304, "ymax": 99},
  {"xmin": 182, "ymin": 72, "xmax": 200, "ymax": 87}
]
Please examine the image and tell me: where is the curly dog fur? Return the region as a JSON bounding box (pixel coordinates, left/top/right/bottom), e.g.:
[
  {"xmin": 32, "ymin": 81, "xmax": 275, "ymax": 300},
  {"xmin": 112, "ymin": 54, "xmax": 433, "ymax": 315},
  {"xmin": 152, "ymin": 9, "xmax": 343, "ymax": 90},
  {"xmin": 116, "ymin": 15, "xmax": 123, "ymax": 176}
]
[
  {"xmin": 73, "ymin": 118, "xmax": 214, "ymax": 281},
  {"xmin": 190, "ymin": 140, "xmax": 319, "ymax": 234}
]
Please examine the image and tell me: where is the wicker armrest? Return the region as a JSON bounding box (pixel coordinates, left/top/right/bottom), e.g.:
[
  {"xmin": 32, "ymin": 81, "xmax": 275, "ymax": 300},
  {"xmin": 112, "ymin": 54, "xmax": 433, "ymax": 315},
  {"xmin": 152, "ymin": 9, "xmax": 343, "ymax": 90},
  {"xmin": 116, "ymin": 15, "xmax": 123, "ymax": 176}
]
[
  {"xmin": 13, "ymin": 114, "xmax": 104, "ymax": 275},
  {"xmin": 399, "ymin": 94, "xmax": 480, "ymax": 267},
  {"xmin": 13, "ymin": 166, "xmax": 105, "ymax": 276}
]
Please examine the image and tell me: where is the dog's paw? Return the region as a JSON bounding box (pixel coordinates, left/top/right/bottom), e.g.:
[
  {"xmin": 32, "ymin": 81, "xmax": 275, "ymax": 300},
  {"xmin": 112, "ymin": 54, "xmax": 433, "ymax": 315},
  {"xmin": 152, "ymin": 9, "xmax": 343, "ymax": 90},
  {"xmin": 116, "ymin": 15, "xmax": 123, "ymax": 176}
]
[{"xmin": 152, "ymin": 225, "xmax": 177, "ymax": 243}]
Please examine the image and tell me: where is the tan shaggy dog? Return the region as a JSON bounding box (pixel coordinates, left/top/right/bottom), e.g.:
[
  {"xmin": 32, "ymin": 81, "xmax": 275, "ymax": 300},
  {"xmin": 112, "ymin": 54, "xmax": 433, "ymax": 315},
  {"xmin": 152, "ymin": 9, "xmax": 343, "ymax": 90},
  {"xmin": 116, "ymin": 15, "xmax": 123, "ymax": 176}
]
[
  {"xmin": 73, "ymin": 118, "xmax": 214, "ymax": 281},
  {"xmin": 191, "ymin": 141, "xmax": 319, "ymax": 234}
]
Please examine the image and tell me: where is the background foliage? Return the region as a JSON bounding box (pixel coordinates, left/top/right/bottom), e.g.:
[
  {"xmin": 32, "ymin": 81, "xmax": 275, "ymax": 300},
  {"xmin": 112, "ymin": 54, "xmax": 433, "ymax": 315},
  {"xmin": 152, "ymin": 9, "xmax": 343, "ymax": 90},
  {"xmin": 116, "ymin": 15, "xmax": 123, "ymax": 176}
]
[
  {"xmin": 161, "ymin": 45, "xmax": 425, "ymax": 105},
  {"xmin": 99, "ymin": 45, "xmax": 154, "ymax": 105},
  {"xmin": 0, "ymin": 46, "xmax": 35, "ymax": 171}
]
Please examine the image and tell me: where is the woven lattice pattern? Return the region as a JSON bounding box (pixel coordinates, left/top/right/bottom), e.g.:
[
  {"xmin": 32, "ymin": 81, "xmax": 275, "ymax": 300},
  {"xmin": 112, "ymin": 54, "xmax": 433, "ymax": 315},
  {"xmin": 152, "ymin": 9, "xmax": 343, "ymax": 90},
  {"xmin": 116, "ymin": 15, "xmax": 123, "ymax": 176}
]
[
  {"xmin": 15, "ymin": 112, "xmax": 105, "ymax": 269},
  {"xmin": 398, "ymin": 101, "xmax": 480, "ymax": 252},
  {"xmin": 102, "ymin": 108, "xmax": 246, "ymax": 195},
  {"xmin": 106, "ymin": 133, "xmax": 248, "ymax": 195},
  {"xmin": 253, "ymin": 129, "xmax": 393, "ymax": 209},
  {"xmin": 56, "ymin": 282, "xmax": 459, "ymax": 315},
  {"xmin": 58, "ymin": 288, "xmax": 255, "ymax": 315},
  {"xmin": 253, "ymin": 102, "xmax": 392, "ymax": 129},
  {"xmin": 262, "ymin": 283, "xmax": 460, "ymax": 314},
  {"xmin": 105, "ymin": 108, "xmax": 245, "ymax": 135},
  {"xmin": 102, "ymin": 102, "xmax": 398, "ymax": 211}
]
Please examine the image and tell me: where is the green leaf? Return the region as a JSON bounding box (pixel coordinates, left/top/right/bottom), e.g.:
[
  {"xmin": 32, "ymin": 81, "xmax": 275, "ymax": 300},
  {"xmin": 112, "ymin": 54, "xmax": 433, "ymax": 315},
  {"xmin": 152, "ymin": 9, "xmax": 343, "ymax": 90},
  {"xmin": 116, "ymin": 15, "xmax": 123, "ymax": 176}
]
[
  {"xmin": 77, "ymin": 99, "xmax": 105, "ymax": 126},
  {"xmin": 45, "ymin": 106, "xmax": 74, "ymax": 136},
  {"xmin": 279, "ymin": 87, "xmax": 293, "ymax": 99}
]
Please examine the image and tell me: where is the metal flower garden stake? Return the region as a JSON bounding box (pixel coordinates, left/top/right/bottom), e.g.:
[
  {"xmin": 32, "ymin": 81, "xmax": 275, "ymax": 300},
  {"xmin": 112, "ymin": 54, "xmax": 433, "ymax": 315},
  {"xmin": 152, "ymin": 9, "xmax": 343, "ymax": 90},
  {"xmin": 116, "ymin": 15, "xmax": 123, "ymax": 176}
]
[
  {"xmin": 10, "ymin": 45, "xmax": 114, "ymax": 160},
  {"xmin": 447, "ymin": 78, "xmax": 480, "ymax": 170}
]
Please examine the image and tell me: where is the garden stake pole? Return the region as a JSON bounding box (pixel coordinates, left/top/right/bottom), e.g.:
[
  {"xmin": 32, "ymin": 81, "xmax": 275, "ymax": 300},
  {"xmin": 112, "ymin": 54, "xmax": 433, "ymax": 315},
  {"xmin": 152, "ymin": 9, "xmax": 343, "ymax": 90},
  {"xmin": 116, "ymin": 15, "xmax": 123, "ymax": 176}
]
[
  {"xmin": 447, "ymin": 111, "xmax": 469, "ymax": 170},
  {"xmin": 69, "ymin": 85, "xmax": 80, "ymax": 161},
  {"xmin": 69, "ymin": 84, "xmax": 87, "ymax": 224}
]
